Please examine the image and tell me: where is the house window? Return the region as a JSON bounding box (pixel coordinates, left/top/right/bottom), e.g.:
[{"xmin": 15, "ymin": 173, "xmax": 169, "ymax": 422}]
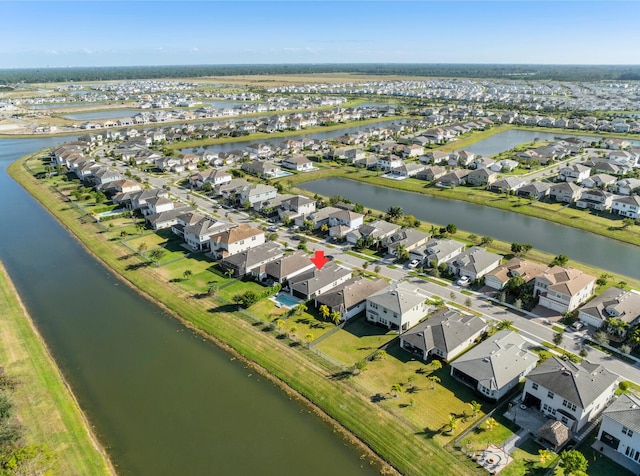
[
  {"xmin": 370, "ymin": 303, "xmax": 378, "ymax": 310},
  {"xmin": 561, "ymin": 416, "xmax": 569, "ymax": 425},
  {"xmin": 623, "ymin": 427, "xmax": 634, "ymax": 437},
  {"xmin": 532, "ymin": 383, "xmax": 538, "ymax": 390},
  {"xmin": 562, "ymin": 400, "xmax": 577, "ymax": 412},
  {"xmin": 547, "ymin": 391, "xmax": 554, "ymax": 399}
]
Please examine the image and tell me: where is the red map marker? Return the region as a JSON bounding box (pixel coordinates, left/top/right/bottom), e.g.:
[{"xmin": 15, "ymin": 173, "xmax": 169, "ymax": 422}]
[{"xmin": 310, "ymin": 250, "xmax": 330, "ymax": 270}]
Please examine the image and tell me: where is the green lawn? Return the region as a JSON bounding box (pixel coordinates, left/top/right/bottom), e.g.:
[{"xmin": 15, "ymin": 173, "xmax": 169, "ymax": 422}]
[
  {"xmin": 0, "ymin": 262, "xmax": 114, "ymax": 476},
  {"xmin": 500, "ymin": 439, "xmax": 557, "ymax": 476},
  {"xmin": 314, "ymin": 316, "xmax": 397, "ymax": 366}
]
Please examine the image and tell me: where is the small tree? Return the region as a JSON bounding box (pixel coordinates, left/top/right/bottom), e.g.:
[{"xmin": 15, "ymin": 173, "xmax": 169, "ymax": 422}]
[
  {"xmin": 553, "ymin": 331, "xmax": 564, "ymax": 346},
  {"xmin": 484, "ymin": 417, "xmax": 497, "ymax": 431},
  {"xmin": 594, "ymin": 330, "xmax": 610, "ymax": 346},
  {"xmin": 427, "ymin": 375, "xmax": 440, "ymax": 390},
  {"xmin": 183, "ymin": 269, "xmax": 193, "ymax": 280},
  {"xmin": 374, "ymin": 265, "xmax": 381, "ymax": 273},
  {"xmin": 304, "ymin": 333, "xmax": 314, "ymax": 344},
  {"xmin": 559, "ymin": 450, "xmax": 588, "ymax": 475},
  {"xmin": 445, "ymin": 223, "xmax": 457, "ymax": 235},
  {"xmin": 447, "ymin": 414, "xmax": 458, "ymax": 434},
  {"xmin": 464, "ymin": 297, "xmax": 472, "ymax": 308},
  {"xmin": 289, "ymin": 326, "xmax": 298, "ymax": 339},
  {"xmin": 550, "ymin": 254, "xmax": 569, "ymax": 267},
  {"xmin": 391, "ymin": 383, "xmax": 403, "ymax": 398},
  {"xmin": 149, "ymin": 248, "xmax": 166, "ymax": 265},
  {"xmin": 330, "ymin": 310, "xmax": 342, "ymax": 325},
  {"xmin": 538, "ymin": 449, "xmax": 553, "ymax": 465},
  {"xmin": 137, "ymin": 242, "xmax": 148, "ymax": 255},
  {"xmin": 319, "ymin": 304, "xmax": 330, "ymax": 320},
  {"xmin": 469, "ymin": 400, "xmax": 481, "ymax": 417},
  {"xmin": 479, "ymin": 236, "xmax": 493, "ymax": 246}
]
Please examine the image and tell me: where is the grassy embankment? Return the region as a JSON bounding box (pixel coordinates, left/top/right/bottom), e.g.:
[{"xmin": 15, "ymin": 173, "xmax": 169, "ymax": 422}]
[
  {"xmin": 0, "ymin": 262, "xmax": 114, "ymax": 476},
  {"xmin": 10, "ymin": 154, "xmax": 488, "ymax": 476}
]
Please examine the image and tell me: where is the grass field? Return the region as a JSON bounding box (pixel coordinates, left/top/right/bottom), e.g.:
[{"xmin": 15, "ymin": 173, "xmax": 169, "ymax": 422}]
[{"xmin": 0, "ymin": 262, "xmax": 114, "ymax": 476}]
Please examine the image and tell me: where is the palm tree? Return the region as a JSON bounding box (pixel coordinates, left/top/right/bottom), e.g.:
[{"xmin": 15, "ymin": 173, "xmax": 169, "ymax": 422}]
[
  {"xmin": 484, "ymin": 417, "xmax": 497, "ymax": 431},
  {"xmin": 447, "ymin": 414, "xmax": 458, "ymax": 434},
  {"xmin": 386, "ymin": 206, "xmax": 404, "ymax": 222},
  {"xmin": 288, "ymin": 326, "xmax": 298, "ymax": 339},
  {"xmin": 304, "ymin": 333, "xmax": 313, "ymax": 344},
  {"xmin": 330, "ymin": 311, "xmax": 341, "ymax": 325},
  {"xmin": 538, "ymin": 449, "xmax": 553, "ymax": 465},
  {"xmin": 391, "ymin": 383, "xmax": 403, "ymax": 398},
  {"xmin": 275, "ymin": 319, "xmax": 285, "ymax": 331},
  {"xmin": 137, "ymin": 242, "xmax": 148, "ymax": 255},
  {"xmin": 318, "ymin": 304, "xmax": 330, "ymax": 320},
  {"xmin": 430, "ymin": 360, "xmax": 443, "ymax": 372},
  {"xmin": 469, "ymin": 400, "xmax": 481, "ymax": 417},
  {"xmin": 183, "ymin": 269, "xmax": 193, "ymax": 280},
  {"xmin": 295, "ymin": 303, "xmax": 307, "ymax": 316},
  {"xmin": 207, "ymin": 284, "xmax": 218, "ymax": 297},
  {"xmin": 375, "ymin": 349, "xmax": 387, "ymax": 361},
  {"xmin": 427, "ymin": 375, "xmax": 440, "ymax": 390}
]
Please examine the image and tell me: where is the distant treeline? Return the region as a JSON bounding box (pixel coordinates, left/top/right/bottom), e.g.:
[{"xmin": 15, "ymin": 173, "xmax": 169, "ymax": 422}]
[{"xmin": 1, "ymin": 64, "xmax": 640, "ymax": 84}]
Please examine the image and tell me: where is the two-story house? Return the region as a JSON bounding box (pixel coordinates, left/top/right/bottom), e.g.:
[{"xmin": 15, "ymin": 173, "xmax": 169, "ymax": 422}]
[
  {"xmin": 314, "ymin": 277, "xmax": 388, "ymax": 321},
  {"xmin": 522, "ymin": 357, "xmax": 618, "ymax": 432},
  {"xmin": 209, "ymin": 224, "xmax": 265, "ymax": 259},
  {"xmin": 533, "ymin": 266, "xmax": 596, "ymax": 313},
  {"xmin": 239, "ymin": 184, "xmax": 277, "ymax": 209},
  {"xmin": 612, "ymin": 195, "xmax": 640, "ymax": 219},
  {"xmin": 365, "ymin": 281, "xmax": 430, "ymax": 332},
  {"xmin": 446, "ymin": 246, "xmax": 502, "ymax": 281},
  {"xmin": 409, "ymin": 238, "xmax": 466, "ymax": 268},
  {"xmin": 576, "ymin": 189, "xmax": 616, "ymax": 211},
  {"xmin": 288, "ymin": 262, "xmax": 352, "ymax": 301},
  {"xmin": 549, "ymin": 182, "xmax": 584, "ymax": 204},
  {"xmin": 277, "ymin": 195, "xmax": 316, "ymax": 222},
  {"xmin": 558, "ymin": 164, "xmax": 591, "ymax": 183},
  {"xmin": 281, "ymin": 155, "xmax": 314, "ymax": 172},
  {"xmin": 578, "ymin": 287, "xmax": 640, "ymax": 331},
  {"xmin": 597, "ymin": 393, "xmax": 640, "ymax": 473}
]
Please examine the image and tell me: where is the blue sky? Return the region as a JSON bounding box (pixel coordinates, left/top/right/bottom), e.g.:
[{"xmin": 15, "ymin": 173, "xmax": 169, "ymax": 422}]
[{"xmin": 2, "ymin": 1, "xmax": 640, "ymax": 68}]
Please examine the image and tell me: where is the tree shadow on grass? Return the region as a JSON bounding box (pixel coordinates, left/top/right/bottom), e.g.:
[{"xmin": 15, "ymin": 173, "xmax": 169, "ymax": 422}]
[
  {"xmin": 125, "ymin": 262, "xmax": 150, "ymax": 271},
  {"xmin": 207, "ymin": 304, "xmax": 237, "ymax": 314},
  {"xmin": 330, "ymin": 371, "xmax": 353, "ymax": 381},
  {"xmin": 415, "ymin": 427, "xmax": 440, "ymax": 439}
]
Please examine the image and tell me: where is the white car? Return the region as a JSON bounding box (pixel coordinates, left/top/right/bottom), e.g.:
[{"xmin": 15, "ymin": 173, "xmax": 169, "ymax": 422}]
[
  {"xmin": 571, "ymin": 321, "xmax": 585, "ymax": 331},
  {"xmin": 407, "ymin": 259, "xmax": 420, "ymax": 269},
  {"xmin": 456, "ymin": 276, "xmax": 471, "ymax": 286}
]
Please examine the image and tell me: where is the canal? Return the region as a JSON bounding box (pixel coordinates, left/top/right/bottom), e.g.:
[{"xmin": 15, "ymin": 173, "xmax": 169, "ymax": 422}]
[
  {"xmin": 0, "ymin": 137, "xmax": 379, "ymax": 475},
  {"xmin": 300, "ymin": 177, "xmax": 640, "ymax": 280}
]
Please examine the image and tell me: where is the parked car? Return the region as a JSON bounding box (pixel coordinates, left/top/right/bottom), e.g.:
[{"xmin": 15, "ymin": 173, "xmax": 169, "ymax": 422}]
[
  {"xmin": 407, "ymin": 259, "xmax": 420, "ymax": 269},
  {"xmin": 571, "ymin": 321, "xmax": 585, "ymax": 331},
  {"xmin": 267, "ymin": 226, "xmax": 278, "ymax": 232},
  {"xmin": 456, "ymin": 276, "xmax": 471, "ymax": 286}
]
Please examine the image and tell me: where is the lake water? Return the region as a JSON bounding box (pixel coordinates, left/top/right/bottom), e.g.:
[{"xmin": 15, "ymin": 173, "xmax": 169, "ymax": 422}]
[
  {"xmin": 0, "ymin": 138, "xmax": 380, "ymax": 476},
  {"xmin": 301, "ymin": 177, "xmax": 640, "ymax": 280},
  {"xmin": 28, "ymin": 102, "xmax": 110, "ymax": 110},
  {"xmin": 464, "ymin": 130, "xmax": 601, "ymax": 157},
  {"xmin": 64, "ymin": 109, "xmax": 142, "ymax": 120}
]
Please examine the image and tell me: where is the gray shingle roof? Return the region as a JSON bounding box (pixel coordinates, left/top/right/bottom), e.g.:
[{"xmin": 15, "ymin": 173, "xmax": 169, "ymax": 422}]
[
  {"xmin": 450, "ymin": 331, "xmax": 538, "ymax": 391},
  {"xmin": 265, "ymin": 251, "xmax": 315, "ymax": 281},
  {"xmin": 526, "ymin": 357, "xmax": 618, "ymax": 409},
  {"xmin": 289, "ymin": 262, "xmax": 351, "ymax": 297},
  {"xmin": 367, "ymin": 281, "xmax": 427, "ymax": 315},
  {"xmin": 315, "ymin": 277, "xmax": 388, "ymax": 312},
  {"xmin": 603, "ymin": 393, "xmax": 640, "ymax": 433},
  {"xmin": 401, "ymin": 308, "xmax": 487, "ymax": 357}
]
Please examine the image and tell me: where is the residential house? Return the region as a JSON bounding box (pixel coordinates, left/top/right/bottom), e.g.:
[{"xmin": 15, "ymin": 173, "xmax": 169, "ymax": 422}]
[
  {"xmin": 328, "ymin": 209, "xmax": 365, "ymax": 238},
  {"xmin": 446, "ymin": 246, "xmax": 502, "ymax": 280},
  {"xmin": 402, "ymin": 144, "xmax": 424, "ymax": 158},
  {"xmin": 241, "ymin": 160, "xmax": 282, "ymax": 179},
  {"xmin": 484, "ymin": 258, "xmax": 550, "ymax": 291},
  {"xmin": 143, "ymin": 196, "xmax": 175, "ymax": 216},
  {"xmin": 451, "ymin": 330, "xmax": 538, "ymax": 401},
  {"xmin": 416, "ymin": 165, "xmax": 447, "ymax": 182},
  {"xmin": 182, "ymin": 218, "xmax": 233, "ymax": 251},
  {"xmin": 92, "ymin": 168, "xmax": 123, "ymax": 188},
  {"xmin": 422, "ymin": 150, "xmax": 450, "ymax": 165},
  {"xmin": 189, "ymin": 169, "xmax": 232, "ymax": 189},
  {"xmin": 517, "ymin": 182, "xmax": 551, "ymax": 200},
  {"xmin": 437, "ymin": 170, "xmax": 470, "ymax": 188},
  {"xmin": 281, "ymin": 155, "xmax": 313, "ymax": 172},
  {"xmin": 582, "ymin": 173, "xmax": 617, "ymax": 190},
  {"xmin": 383, "ymin": 228, "xmax": 432, "ymax": 257},
  {"xmin": 489, "ymin": 177, "xmax": 529, "ymax": 193},
  {"xmin": 471, "ymin": 157, "xmax": 496, "ymax": 170},
  {"xmin": 467, "ymin": 168, "xmax": 498, "ymax": 187},
  {"xmin": 209, "ymin": 224, "xmax": 265, "ymax": 259},
  {"xmin": 549, "ymin": 182, "xmax": 584, "ymax": 204},
  {"xmin": 578, "ymin": 287, "xmax": 640, "ymax": 331},
  {"xmin": 611, "ymin": 195, "xmax": 640, "ymax": 219},
  {"xmin": 576, "ymin": 189, "xmax": 616, "ymax": 211},
  {"xmin": 449, "ymin": 150, "xmax": 475, "ymax": 167},
  {"xmin": 489, "ymin": 159, "xmax": 519, "ymax": 173},
  {"xmin": 558, "ymin": 164, "xmax": 591, "ymax": 183},
  {"xmin": 314, "ymin": 277, "xmax": 388, "ymax": 321},
  {"xmin": 346, "ymin": 220, "xmax": 400, "ymax": 246},
  {"xmin": 264, "ymin": 250, "xmax": 316, "ymax": 284},
  {"xmin": 597, "ymin": 393, "xmax": 640, "ymax": 473},
  {"xmin": 239, "ymin": 184, "xmax": 277, "ymax": 209},
  {"xmin": 533, "ymin": 266, "xmax": 596, "ymax": 313},
  {"xmin": 396, "ymin": 162, "xmax": 426, "ymax": 178},
  {"xmin": 145, "ymin": 205, "xmax": 194, "ymax": 230},
  {"xmin": 522, "ymin": 357, "xmax": 618, "ymax": 432},
  {"xmin": 219, "ymin": 242, "xmax": 284, "ymax": 279},
  {"xmin": 409, "ymin": 238, "xmax": 466, "ymax": 268},
  {"xmin": 288, "ymin": 262, "xmax": 352, "ymax": 301},
  {"xmin": 294, "ymin": 206, "xmax": 342, "ymax": 230},
  {"xmin": 400, "ymin": 308, "xmax": 487, "ymax": 362},
  {"xmin": 377, "ymin": 155, "xmax": 403, "ymax": 172},
  {"xmin": 614, "ymin": 178, "xmax": 640, "ymax": 196},
  {"xmin": 277, "ymin": 195, "xmax": 316, "ymax": 222},
  {"xmin": 365, "ymin": 281, "xmax": 430, "ymax": 332}
]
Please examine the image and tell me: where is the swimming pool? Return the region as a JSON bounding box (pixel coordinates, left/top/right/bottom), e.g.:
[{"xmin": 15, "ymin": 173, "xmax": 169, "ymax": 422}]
[{"xmin": 270, "ymin": 292, "xmax": 300, "ymax": 309}]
